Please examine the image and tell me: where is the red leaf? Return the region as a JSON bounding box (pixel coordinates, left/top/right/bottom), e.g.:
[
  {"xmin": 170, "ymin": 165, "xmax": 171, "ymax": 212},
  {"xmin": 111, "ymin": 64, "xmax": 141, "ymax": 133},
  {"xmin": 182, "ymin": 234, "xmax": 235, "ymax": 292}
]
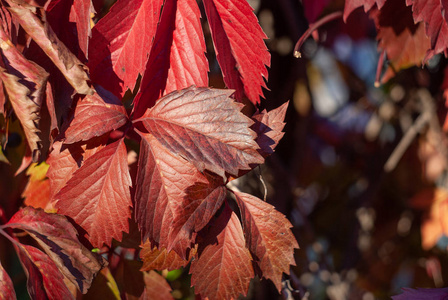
[
  {"xmin": 140, "ymin": 271, "xmax": 173, "ymax": 300},
  {"xmin": 135, "ymin": 87, "xmax": 264, "ymax": 178},
  {"xmin": 63, "ymin": 85, "xmax": 128, "ymax": 144},
  {"xmin": 133, "ymin": 0, "xmax": 208, "ymax": 116},
  {"xmin": 252, "ymin": 102, "xmax": 289, "ymax": 158},
  {"xmin": 140, "ymin": 242, "xmax": 193, "ymax": 271},
  {"xmin": 15, "ymin": 244, "xmax": 74, "ymax": 299},
  {"xmin": 0, "ymin": 261, "xmax": 16, "ymax": 300},
  {"xmin": 234, "ymin": 191, "xmax": 299, "ymax": 291},
  {"xmin": 88, "ymin": 0, "xmax": 164, "ymax": 98},
  {"xmin": 343, "ymin": 0, "xmax": 386, "ymax": 21},
  {"xmin": 136, "ymin": 131, "xmax": 225, "ymax": 257},
  {"xmin": 203, "ymin": 0, "xmax": 270, "ymax": 105},
  {"xmin": 406, "ymin": 0, "xmax": 448, "ymax": 61},
  {"xmin": 302, "ymin": 0, "xmax": 332, "ymax": 23},
  {"xmin": 6, "ymin": 1, "xmax": 94, "ymax": 95},
  {"xmin": 370, "ymin": 1, "xmax": 430, "ymax": 83},
  {"xmin": 392, "ymin": 287, "xmax": 448, "ymax": 300},
  {"xmin": 190, "ymin": 204, "xmax": 254, "ymax": 300},
  {"xmin": 0, "ymin": 25, "xmax": 48, "ymax": 161},
  {"xmin": 6, "ymin": 207, "xmax": 106, "ymax": 293},
  {"xmin": 55, "ymin": 138, "xmax": 132, "ymax": 247},
  {"xmin": 22, "ymin": 163, "xmax": 52, "ymax": 210}
]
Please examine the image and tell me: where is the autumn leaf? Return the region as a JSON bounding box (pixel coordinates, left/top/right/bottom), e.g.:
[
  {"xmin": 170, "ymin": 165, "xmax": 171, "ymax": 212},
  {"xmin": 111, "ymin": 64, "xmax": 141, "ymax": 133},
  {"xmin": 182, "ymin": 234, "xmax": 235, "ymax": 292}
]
[
  {"xmin": 15, "ymin": 244, "xmax": 74, "ymax": 299},
  {"xmin": 135, "ymin": 87, "xmax": 264, "ymax": 178},
  {"xmin": 140, "ymin": 242, "xmax": 193, "ymax": 272},
  {"xmin": 252, "ymin": 101, "xmax": 289, "ymax": 157},
  {"xmin": 55, "ymin": 138, "xmax": 132, "ymax": 247},
  {"xmin": 203, "ymin": 0, "xmax": 270, "ymax": 105},
  {"xmin": 62, "ymin": 85, "xmax": 128, "ymax": 144},
  {"xmin": 392, "ymin": 287, "xmax": 448, "ymax": 299},
  {"xmin": 370, "ymin": 0, "xmax": 430, "ymax": 83},
  {"xmin": 0, "ymin": 25, "xmax": 48, "ymax": 161},
  {"xmin": 343, "ymin": 0, "xmax": 386, "ymax": 21},
  {"xmin": 6, "ymin": 1, "xmax": 93, "ymax": 95},
  {"xmin": 132, "ymin": 0, "xmax": 208, "ymax": 116},
  {"xmin": 406, "ymin": 0, "xmax": 448, "ymax": 61},
  {"xmin": 88, "ymin": 0, "xmax": 164, "ymax": 98},
  {"xmin": 141, "ymin": 271, "xmax": 174, "ymax": 300},
  {"xmin": 114, "ymin": 259, "xmax": 145, "ymax": 299},
  {"xmin": 0, "ymin": 261, "xmax": 16, "ymax": 300},
  {"xmin": 302, "ymin": 0, "xmax": 332, "ymax": 23},
  {"xmin": 22, "ymin": 162, "xmax": 52, "ymax": 210},
  {"xmin": 190, "ymin": 204, "xmax": 254, "ymax": 300},
  {"xmin": 5, "ymin": 207, "xmax": 106, "ymax": 293},
  {"xmin": 233, "ymin": 191, "xmax": 298, "ymax": 291}
]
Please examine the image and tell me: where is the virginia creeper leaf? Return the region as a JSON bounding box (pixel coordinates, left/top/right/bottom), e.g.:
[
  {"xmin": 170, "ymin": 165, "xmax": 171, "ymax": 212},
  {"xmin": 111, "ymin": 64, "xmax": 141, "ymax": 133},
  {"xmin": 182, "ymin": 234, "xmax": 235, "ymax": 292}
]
[
  {"xmin": 55, "ymin": 138, "xmax": 132, "ymax": 247},
  {"xmin": 406, "ymin": 0, "xmax": 448, "ymax": 61},
  {"xmin": 22, "ymin": 162, "xmax": 52, "ymax": 210},
  {"xmin": 370, "ymin": 1, "xmax": 430, "ymax": 83},
  {"xmin": 140, "ymin": 242, "xmax": 193, "ymax": 272},
  {"xmin": 136, "ymin": 130, "xmax": 219, "ymax": 257},
  {"xmin": 0, "ymin": 25, "xmax": 49, "ymax": 161},
  {"xmin": 343, "ymin": 0, "xmax": 386, "ymax": 21},
  {"xmin": 88, "ymin": 0, "xmax": 164, "ymax": 98},
  {"xmin": 114, "ymin": 259, "xmax": 145, "ymax": 299},
  {"xmin": 203, "ymin": 0, "xmax": 270, "ymax": 105},
  {"xmin": 252, "ymin": 101, "xmax": 289, "ymax": 158},
  {"xmin": 62, "ymin": 85, "xmax": 128, "ymax": 144},
  {"xmin": 392, "ymin": 287, "xmax": 448, "ymax": 299},
  {"xmin": 190, "ymin": 204, "xmax": 254, "ymax": 300},
  {"xmin": 133, "ymin": 0, "xmax": 208, "ymax": 116},
  {"xmin": 234, "ymin": 191, "xmax": 299, "ymax": 291},
  {"xmin": 6, "ymin": 1, "xmax": 94, "ymax": 95},
  {"xmin": 15, "ymin": 244, "xmax": 74, "ymax": 299},
  {"xmin": 0, "ymin": 261, "xmax": 16, "ymax": 300},
  {"xmin": 135, "ymin": 87, "xmax": 264, "ymax": 178},
  {"xmin": 140, "ymin": 271, "xmax": 173, "ymax": 300},
  {"xmin": 6, "ymin": 207, "xmax": 106, "ymax": 293}
]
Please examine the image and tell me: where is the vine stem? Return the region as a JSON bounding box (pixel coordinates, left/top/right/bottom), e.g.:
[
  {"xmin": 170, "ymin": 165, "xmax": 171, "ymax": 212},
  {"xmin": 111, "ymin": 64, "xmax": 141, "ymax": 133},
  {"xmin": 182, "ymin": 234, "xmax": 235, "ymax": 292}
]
[
  {"xmin": 293, "ymin": 11, "xmax": 343, "ymax": 58},
  {"xmin": 0, "ymin": 227, "xmax": 22, "ymax": 248}
]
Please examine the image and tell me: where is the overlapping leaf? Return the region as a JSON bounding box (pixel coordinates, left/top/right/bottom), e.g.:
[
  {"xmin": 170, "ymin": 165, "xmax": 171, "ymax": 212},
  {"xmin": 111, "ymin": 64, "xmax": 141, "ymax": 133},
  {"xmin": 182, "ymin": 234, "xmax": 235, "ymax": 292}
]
[
  {"xmin": 234, "ymin": 191, "xmax": 298, "ymax": 291},
  {"xmin": 190, "ymin": 204, "xmax": 254, "ymax": 300},
  {"xmin": 62, "ymin": 85, "xmax": 128, "ymax": 144},
  {"xmin": 406, "ymin": 0, "xmax": 448, "ymax": 61},
  {"xmin": 6, "ymin": 1, "xmax": 93, "ymax": 95},
  {"xmin": 252, "ymin": 102, "xmax": 289, "ymax": 157},
  {"xmin": 22, "ymin": 163, "xmax": 52, "ymax": 210},
  {"xmin": 88, "ymin": 0, "xmax": 164, "ymax": 97},
  {"xmin": 141, "ymin": 271, "xmax": 173, "ymax": 300},
  {"xmin": 133, "ymin": 0, "xmax": 208, "ymax": 116},
  {"xmin": 135, "ymin": 87, "xmax": 263, "ymax": 178},
  {"xmin": 0, "ymin": 25, "xmax": 48, "ymax": 161},
  {"xmin": 203, "ymin": 0, "xmax": 270, "ymax": 105},
  {"xmin": 55, "ymin": 138, "xmax": 132, "ymax": 247},
  {"xmin": 343, "ymin": 0, "xmax": 386, "ymax": 21},
  {"xmin": 0, "ymin": 261, "xmax": 16, "ymax": 300},
  {"xmin": 6, "ymin": 207, "xmax": 106, "ymax": 293},
  {"xmin": 140, "ymin": 242, "xmax": 193, "ymax": 271},
  {"xmin": 15, "ymin": 244, "xmax": 74, "ymax": 299}
]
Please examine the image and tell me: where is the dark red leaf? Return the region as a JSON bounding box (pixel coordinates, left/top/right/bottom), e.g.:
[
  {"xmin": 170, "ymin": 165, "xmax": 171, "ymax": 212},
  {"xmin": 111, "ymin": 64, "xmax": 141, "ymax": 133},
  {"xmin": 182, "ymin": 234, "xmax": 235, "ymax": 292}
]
[
  {"xmin": 88, "ymin": 0, "xmax": 164, "ymax": 98},
  {"xmin": 135, "ymin": 131, "xmax": 225, "ymax": 257},
  {"xmin": 140, "ymin": 271, "xmax": 173, "ymax": 300},
  {"xmin": 133, "ymin": 0, "xmax": 208, "ymax": 116},
  {"xmin": 140, "ymin": 241, "xmax": 194, "ymax": 271},
  {"xmin": 55, "ymin": 138, "xmax": 132, "ymax": 247},
  {"xmin": 115, "ymin": 259, "xmax": 145, "ymax": 299},
  {"xmin": 15, "ymin": 244, "xmax": 74, "ymax": 299},
  {"xmin": 392, "ymin": 287, "xmax": 448, "ymax": 300},
  {"xmin": 0, "ymin": 25, "xmax": 48, "ymax": 161},
  {"xmin": 0, "ymin": 261, "xmax": 16, "ymax": 300},
  {"xmin": 302, "ymin": 0, "xmax": 332, "ymax": 23},
  {"xmin": 252, "ymin": 102, "xmax": 289, "ymax": 157},
  {"xmin": 6, "ymin": 1, "xmax": 93, "ymax": 95},
  {"xmin": 406, "ymin": 0, "xmax": 448, "ymax": 61},
  {"xmin": 63, "ymin": 85, "xmax": 128, "ymax": 144},
  {"xmin": 343, "ymin": 0, "xmax": 386, "ymax": 21},
  {"xmin": 203, "ymin": 0, "xmax": 270, "ymax": 105},
  {"xmin": 190, "ymin": 204, "xmax": 254, "ymax": 300},
  {"xmin": 6, "ymin": 207, "xmax": 106, "ymax": 293},
  {"xmin": 234, "ymin": 191, "xmax": 299, "ymax": 291},
  {"xmin": 135, "ymin": 87, "xmax": 264, "ymax": 178}
]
